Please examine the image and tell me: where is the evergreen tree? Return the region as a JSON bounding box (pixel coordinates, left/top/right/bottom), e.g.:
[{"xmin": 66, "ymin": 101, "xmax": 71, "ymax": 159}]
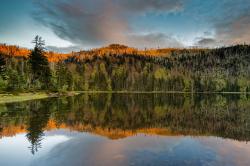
[
  {"xmin": 29, "ymin": 36, "xmax": 51, "ymax": 89},
  {"xmin": 26, "ymin": 100, "xmax": 51, "ymax": 154},
  {"xmin": 0, "ymin": 53, "xmax": 6, "ymax": 77}
]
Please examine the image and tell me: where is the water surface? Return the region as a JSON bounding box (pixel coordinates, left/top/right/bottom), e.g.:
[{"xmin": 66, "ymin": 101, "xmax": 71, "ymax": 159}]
[{"xmin": 0, "ymin": 93, "xmax": 250, "ymax": 166}]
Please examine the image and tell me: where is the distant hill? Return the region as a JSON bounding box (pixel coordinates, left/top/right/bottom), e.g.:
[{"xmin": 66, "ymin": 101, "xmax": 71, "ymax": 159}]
[
  {"xmin": 71, "ymin": 44, "xmax": 207, "ymax": 61},
  {"xmin": 0, "ymin": 43, "xmax": 207, "ymax": 62},
  {"xmin": 0, "ymin": 43, "xmax": 250, "ymax": 92}
]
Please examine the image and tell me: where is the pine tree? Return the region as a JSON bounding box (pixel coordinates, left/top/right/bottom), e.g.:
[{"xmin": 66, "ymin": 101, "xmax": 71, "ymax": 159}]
[
  {"xmin": 29, "ymin": 36, "xmax": 51, "ymax": 89},
  {"xmin": 0, "ymin": 53, "xmax": 6, "ymax": 77},
  {"xmin": 55, "ymin": 61, "xmax": 68, "ymax": 90}
]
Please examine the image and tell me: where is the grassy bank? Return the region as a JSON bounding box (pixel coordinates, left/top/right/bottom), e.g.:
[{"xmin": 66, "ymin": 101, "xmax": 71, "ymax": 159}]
[{"xmin": 0, "ymin": 91, "xmax": 80, "ymax": 104}]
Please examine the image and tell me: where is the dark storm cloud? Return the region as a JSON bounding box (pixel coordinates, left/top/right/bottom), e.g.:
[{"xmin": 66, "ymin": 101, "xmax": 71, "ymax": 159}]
[{"xmin": 32, "ymin": 0, "xmax": 184, "ymax": 48}]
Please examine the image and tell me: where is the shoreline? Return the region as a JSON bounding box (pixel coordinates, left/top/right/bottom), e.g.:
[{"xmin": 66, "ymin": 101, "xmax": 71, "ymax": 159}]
[
  {"xmin": 0, "ymin": 91, "xmax": 249, "ymax": 104},
  {"xmin": 74, "ymin": 91, "xmax": 250, "ymax": 94}
]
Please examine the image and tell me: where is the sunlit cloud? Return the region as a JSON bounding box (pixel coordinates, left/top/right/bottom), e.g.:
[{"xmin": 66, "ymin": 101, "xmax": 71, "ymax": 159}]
[
  {"xmin": 32, "ymin": 0, "xmax": 185, "ymax": 48},
  {"xmin": 0, "ymin": 0, "xmax": 250, "ymax": 49}
]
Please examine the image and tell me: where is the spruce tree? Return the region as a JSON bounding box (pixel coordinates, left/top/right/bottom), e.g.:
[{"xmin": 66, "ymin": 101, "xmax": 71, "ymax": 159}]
[
  {"xmin": 0, "ymin": 53, "xmax": 6, "ymax": 78},
  {"xmin": 29, "ymin": 36, "xmax": 51, "ymax": 89}
]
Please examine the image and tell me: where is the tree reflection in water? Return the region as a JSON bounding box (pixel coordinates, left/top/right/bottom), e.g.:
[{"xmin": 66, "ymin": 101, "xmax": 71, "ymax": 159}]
[
  {"xmin": 26, "ymin": 100, "xmax": 51, "ymax": 154},
  {"xmin": 0, "ymin": 93, "xmax": 250, "ymax": 154}
]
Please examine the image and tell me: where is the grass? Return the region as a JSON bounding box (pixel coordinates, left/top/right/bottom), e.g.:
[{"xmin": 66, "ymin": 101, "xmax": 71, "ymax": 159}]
[
  {"xmin": 0, "ymin": 93, "xmax": 51, "ymax": 104},
  {"xmin": 0, "ymin": 91, "xmax": 81, "ymax": 104}
]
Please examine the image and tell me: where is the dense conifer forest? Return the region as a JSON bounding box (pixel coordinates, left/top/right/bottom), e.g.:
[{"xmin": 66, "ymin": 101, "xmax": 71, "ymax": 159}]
[{"xmin": 0, "ymin": 36, "xmax": 250, "ymax": 93}]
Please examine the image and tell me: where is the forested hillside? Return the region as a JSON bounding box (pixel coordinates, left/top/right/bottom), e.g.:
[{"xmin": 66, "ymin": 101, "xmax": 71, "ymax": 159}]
[{"xmin": 0, "ymin": 37, "xmax": 250, "ymax": 92}]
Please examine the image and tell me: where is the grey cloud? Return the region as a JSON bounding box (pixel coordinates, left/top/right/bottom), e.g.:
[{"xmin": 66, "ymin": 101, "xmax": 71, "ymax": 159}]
[
  {"xmin": 215, "ymin": 13, "xmax": 250, "ymax": 45},
  {"xmin": 128, "ymin": 33, "xmax": 183, "ymax": 48},
  {"xmin": 32, "ymin": 0, "xmax": 184, "ymax": 48},
  {"xmin": 195, "ymin": 37, "xmax": 219, "ymax": 48},
  {"xmin": 118, "ymin": 0, "xmax": 184, "ymax": 13},
  {"xmin": 212, "ymin": 0, "xmax": 250, "ymax": 45},
  {"xmin": 32, "ymin": 0, "xmax": 128, "ymax": 47},
  {"xmin": 46, "ymin": 46, "xmax": 81, "ymax": 53},
  {"xmin": 190, "ymin": 0, "xmax": 250, "ymax": 47},
  {"xmin": 203, "ymin": 31, "xmax": 212, "ymax": 36}
]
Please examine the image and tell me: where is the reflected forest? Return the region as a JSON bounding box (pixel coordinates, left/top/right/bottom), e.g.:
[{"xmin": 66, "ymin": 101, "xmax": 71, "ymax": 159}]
[{"xmin": 1, "ymin": 93, "xmax": 250, "ymax": 154}]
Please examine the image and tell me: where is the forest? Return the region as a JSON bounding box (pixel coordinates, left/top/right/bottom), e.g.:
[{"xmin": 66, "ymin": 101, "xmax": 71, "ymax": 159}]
[{"xmin": 0, "ymin": 36, "xmax": 250, "ymax": 93}]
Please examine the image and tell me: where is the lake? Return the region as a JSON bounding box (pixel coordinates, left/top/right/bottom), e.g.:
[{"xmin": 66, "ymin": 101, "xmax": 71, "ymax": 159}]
[{"xmin": 0, "ymin": 93, "xmax": 250, "ymax": 166}]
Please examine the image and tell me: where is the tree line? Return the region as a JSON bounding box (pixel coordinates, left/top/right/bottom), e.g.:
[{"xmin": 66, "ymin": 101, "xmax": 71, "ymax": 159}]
[{"xmin": 0, "ymin": 36, "xmax": 250, "ymax": 92}]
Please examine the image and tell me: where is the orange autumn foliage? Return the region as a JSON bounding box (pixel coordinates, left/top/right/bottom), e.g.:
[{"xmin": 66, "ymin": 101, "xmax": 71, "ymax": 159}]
[
  {"xmin": 72, "ymin": 44, "xmax": 208, "ymax": 61},
  {"xmin": 0, "ymin": 119, "xmax": 199, "ymax": 140},
  {"xmin": 0, "ymin": 44, "xmax": 71, "ymax": 62},
  {"xmin": 0, "ymin": 125, "xmax": 26, "ymax": 138},
  {"xmin": 0, "ymin": 43, "xmax": 208, "ymax": 62}
]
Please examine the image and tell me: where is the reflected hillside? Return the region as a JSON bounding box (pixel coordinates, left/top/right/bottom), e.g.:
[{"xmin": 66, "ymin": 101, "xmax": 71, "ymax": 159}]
[{"xmin": 1, "ymin": 93, "xmax": 250, "ymax": 153}]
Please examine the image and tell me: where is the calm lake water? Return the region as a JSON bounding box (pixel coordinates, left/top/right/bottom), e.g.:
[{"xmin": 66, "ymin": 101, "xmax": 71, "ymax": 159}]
[{"xmin": 0, "ymin": 93, "xmax": 250, "ymax": 166}]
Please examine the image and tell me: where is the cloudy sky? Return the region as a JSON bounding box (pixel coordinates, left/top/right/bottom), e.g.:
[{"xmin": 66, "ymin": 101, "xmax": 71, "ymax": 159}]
[{"xmin": 0, "ymin": 0, "xmax": 250, "ymax": 51}]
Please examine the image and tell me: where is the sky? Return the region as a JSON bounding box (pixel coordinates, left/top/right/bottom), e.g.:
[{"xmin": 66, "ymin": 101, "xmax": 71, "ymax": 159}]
[{"xmin": 0, "ymin": 0, "xmax": 250, "ymax": 51}]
